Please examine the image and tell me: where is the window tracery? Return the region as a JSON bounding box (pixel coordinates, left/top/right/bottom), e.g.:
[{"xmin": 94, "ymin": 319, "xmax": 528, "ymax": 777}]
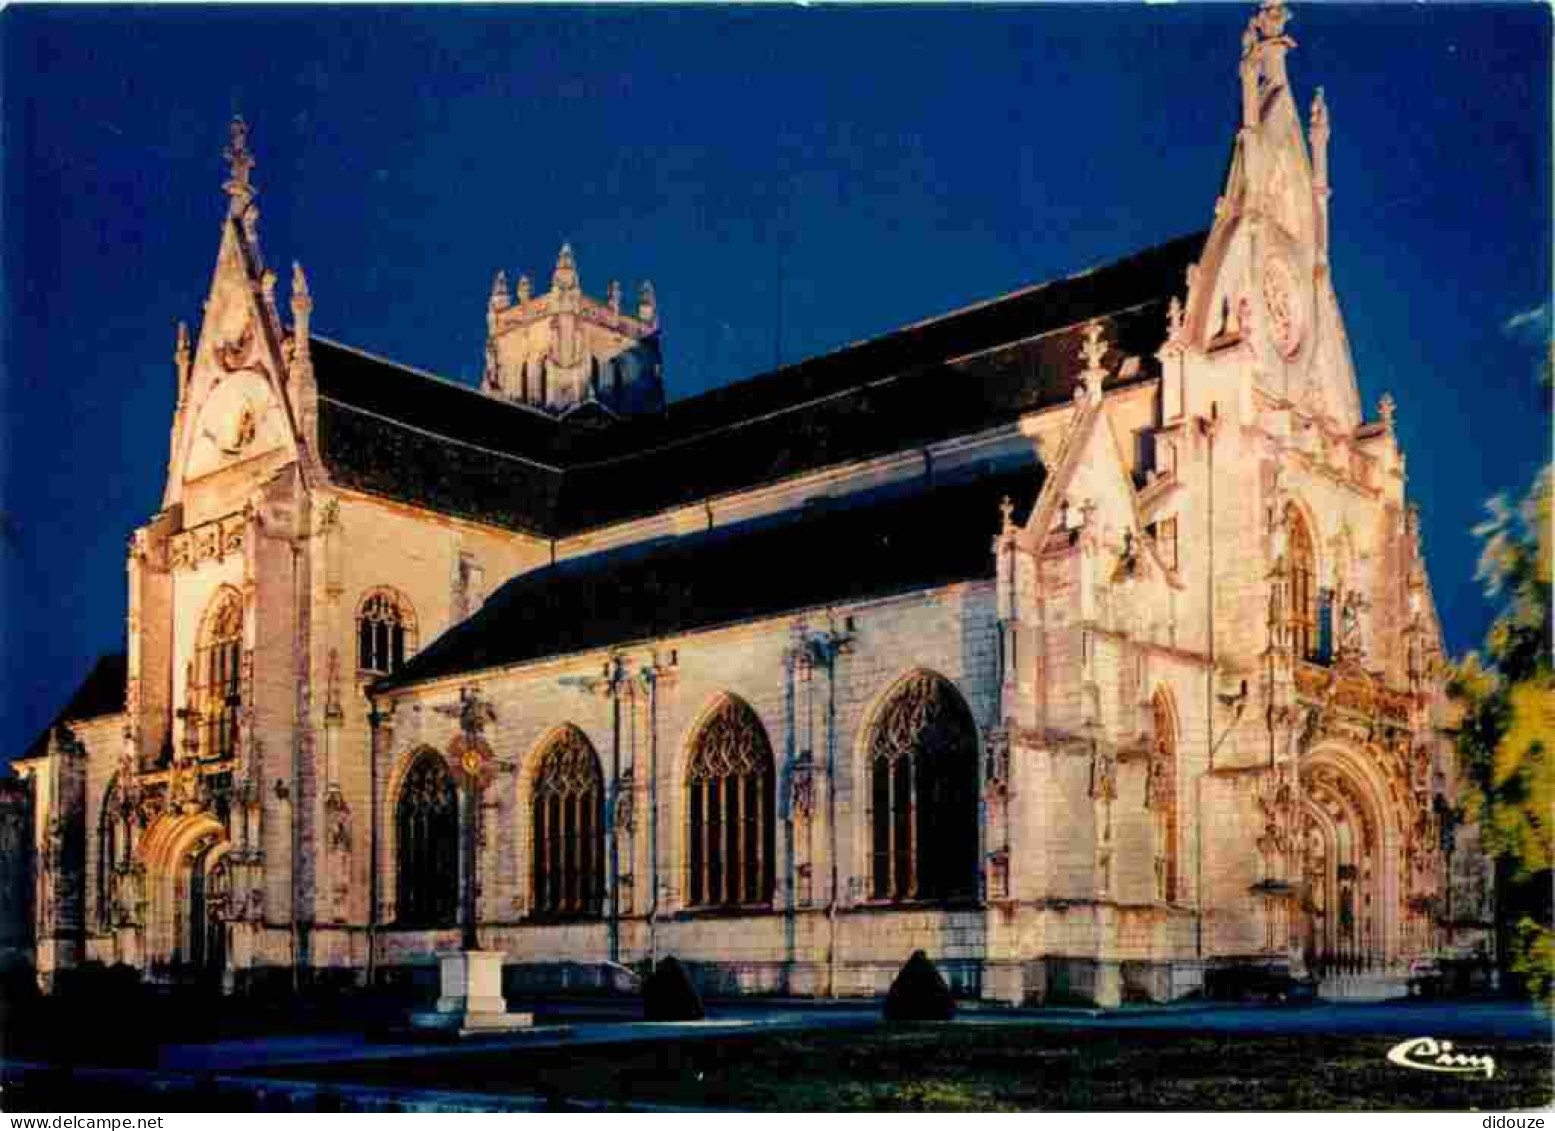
[
  {"xmin": 531, "ymin": 727, "xmax": 605, "ymax": 918},
  {"xmin": 1287, "ymin": 506, "xmax": 1318, "ymax": 662},
  {"xmin": 395, "ymin": 751, "xmax": 459, "ymax": 927},
  {"xmin": 192, "ymin": 590, "xmax": 243, "ymax": 760},
  {"xmin": 686, "ymin": 697, "xmax": 775, "ymax": 908},
  {"xmin": 868, "ymin": 672, "xmax": 979, "ymax": 902},
  {"xmin": 358, "ymin": 589, "xmax": 415, "ymax": 675}
]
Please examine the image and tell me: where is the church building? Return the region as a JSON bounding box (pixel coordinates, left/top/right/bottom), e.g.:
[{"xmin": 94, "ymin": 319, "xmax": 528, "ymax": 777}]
[{"xmin": 5, "ymin": 1, "xmax": 1493, "ymax": 1005}]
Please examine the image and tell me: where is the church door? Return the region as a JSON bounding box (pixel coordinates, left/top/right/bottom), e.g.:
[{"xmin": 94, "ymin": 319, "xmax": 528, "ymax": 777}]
[{"xmin": 186, "ymin": 847, "xmax": 228, "ymax": 984}]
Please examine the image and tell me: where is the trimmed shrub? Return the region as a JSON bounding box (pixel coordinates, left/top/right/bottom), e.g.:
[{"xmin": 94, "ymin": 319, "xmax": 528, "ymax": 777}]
[
  {"xmin": 642, "ymin": 955, "xmax": 704, "ymax": 1021},
  {"xmin": 884, "ymin": 950, "xmax": 956, "ymax": 1022}
]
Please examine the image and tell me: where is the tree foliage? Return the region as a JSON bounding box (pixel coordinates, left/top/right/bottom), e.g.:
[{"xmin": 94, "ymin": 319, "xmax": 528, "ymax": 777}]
[
  {"xmin": 1450, "ymin": 465, "xmax": 1554, "ymax": 992},
  {"xmin": 1450, "ymin": 467, "xmax": 1554, "ymax": 876}
]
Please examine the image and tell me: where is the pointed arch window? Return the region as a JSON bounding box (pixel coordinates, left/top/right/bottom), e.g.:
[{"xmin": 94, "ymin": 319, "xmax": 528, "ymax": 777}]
[
  {"xmin": 358, "ymin": 589, "xmax": 415, "ymax": 675},
  {"xmin": 869, "ymin": 671, "xmax": 979, "ymax": 902},
  {"xmin": 686, "ymin": 697, "xmax": 775, "ymax": 908},
  {"xmin": 531, "ymin": 727, "xmax": 605, "ymax": 918},
  {"xmin": 192, "ymin": 590, "xmax": 243, "ymax": 761},
  {"xmin": 1146, "ymin": 692, "xmax": 1180, "ymax": 903},
  {"xmin": 395, "ymin": 752, "xmax": 459, "ymax": 927},
  {"xmin": 1287, "ymin": 506, "xmax": 1317, "ymax": 662},
  {"xmin": 97, "ymin": 780, "xmax": 131, "ymax": 929},
  {"xmin": 611, "ymin": 360, "xmax": 624, "ymax": 403}
]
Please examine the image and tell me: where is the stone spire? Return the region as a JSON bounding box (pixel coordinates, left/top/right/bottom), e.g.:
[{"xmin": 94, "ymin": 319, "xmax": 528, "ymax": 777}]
[
  {"xmin": 1310, "ymin": 87, "xmax": 1332, "ymax": 269},
  {"xmin": 1378, "ymin": 391, "xmax": 1396, "ymax": 436},
  {"xmin": 489, "ymin": 270, "xmax": 510, "ymax": 312},
  {"xmin": 608, "ymin": 279, "xmax": 622, "ymax": 314},
  {"xmin": 1310, "ymin": 87, "xmax": 1330, "ymax": 169},
  {"xmin": 553, "ymin": 243, "xmax": 579, "ymax": 293},
  {"xmin": 637, "ymin": 280, "xmax": 657, "ymax": 326},
  {"xmin": 516, "ymin": 274, "xmax": 532, "ymax": 304},
  {"xmin": 222, "ymin": 115, "xmax": 258, "ymax": 222},
  {"xmin": 174, "ymin": 321, "xmax": 192, "ymax": 405},
  {"xmin": 291, "ymin": 262, "xmax": 313, "ymax": 365},
  {"xmin": 1237, "ymin": 0, "xmax": 1296, "ymax": 202}
]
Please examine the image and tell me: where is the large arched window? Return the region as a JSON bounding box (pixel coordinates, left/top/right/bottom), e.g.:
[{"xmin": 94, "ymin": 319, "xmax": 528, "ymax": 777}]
[
  {"xmin": 1287, "ymin": 505, "xmax": 1317, "ymax": 662},
  {"xmin": 395, "ymin": 751, "xmax": 459, "ymax": 927},
  {"xmin": 193, "ymin": 589, "xmax": 243, "ymax": 760},
  {"xmin": 1146, "ymin": 692, "xmax": 1180, "ymax": 903},
  {"xmin": 868, "ymin": 671, "xmax": 979, "ymax": 902},
  {"xmin": 685, "ymin": 697, "xmax": 775, "ymax": 908},
  {"xmin": 358, "ymin": 589, "xmax": 416, "ymax": 675},
  {"xmin": 531, "ymin": 727, "xmax": 605, "ymax": 918}
]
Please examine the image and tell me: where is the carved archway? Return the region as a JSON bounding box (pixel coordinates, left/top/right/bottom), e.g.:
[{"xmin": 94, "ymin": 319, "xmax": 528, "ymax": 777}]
[
  {"xmin": 1299, "ymin": 743, "xmax": 1398, "ymax": 969},
  {"xmin": 137, "ymin": 811, "xmax": 229, "ymax": 976}
]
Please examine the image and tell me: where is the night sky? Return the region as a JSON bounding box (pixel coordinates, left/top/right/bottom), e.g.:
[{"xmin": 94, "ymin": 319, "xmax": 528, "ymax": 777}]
[{"xmin": 2, "ymin": 3, "xmax": 1550, "ymax": 764}]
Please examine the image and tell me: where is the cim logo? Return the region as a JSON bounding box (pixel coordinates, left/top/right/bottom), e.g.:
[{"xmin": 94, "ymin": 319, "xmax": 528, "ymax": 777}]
[{"xmin": 1386, "ymin": 1036, "xmax": 1496, "ymax": 1080}]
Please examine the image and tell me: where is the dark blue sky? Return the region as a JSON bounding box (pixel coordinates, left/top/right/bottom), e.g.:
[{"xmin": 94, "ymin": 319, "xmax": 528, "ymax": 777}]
[{"xmin": 2, "ymin": 3, "xmax": 1549, "ymax": 763}]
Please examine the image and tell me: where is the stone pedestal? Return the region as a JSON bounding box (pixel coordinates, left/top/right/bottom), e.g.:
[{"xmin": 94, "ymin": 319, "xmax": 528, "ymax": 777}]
[{"xmin": 410, "ymin": 950, "xmax": 533, "ymax": 1036}]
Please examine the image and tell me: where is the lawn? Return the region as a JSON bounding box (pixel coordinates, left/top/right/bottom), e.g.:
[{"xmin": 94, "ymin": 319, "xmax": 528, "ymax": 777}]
[{"xmin": 267, "ymin": 1022, "xmax": 1555, "ymax": 1111}]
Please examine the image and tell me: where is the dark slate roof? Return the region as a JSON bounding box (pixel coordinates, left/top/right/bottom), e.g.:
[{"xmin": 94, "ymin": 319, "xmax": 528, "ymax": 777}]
[
  {"xmin": 378, "ymin": 462, "xmax": 1044, "ymax": 691},
  {"xmin": 20, "ymin": 653, "xmax": 127, "ymax": 762},
  {"xmin": 313, "ymin": 231, "xmax": 1203, "ymax": 537}
]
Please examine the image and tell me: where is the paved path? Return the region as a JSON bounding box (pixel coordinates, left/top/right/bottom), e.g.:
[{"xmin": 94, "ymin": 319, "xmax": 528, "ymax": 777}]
[
  {"xmin": 151, "ymin": 998, "xmax": 1551, "ymax": 1075},
  {"xmin": 977, "ymin": 1000, "xmax": 1554, "ymax": 1042},
  {"xmin": 156, "ymin": 1008, "xmax": 880, "ymax": 1073}
]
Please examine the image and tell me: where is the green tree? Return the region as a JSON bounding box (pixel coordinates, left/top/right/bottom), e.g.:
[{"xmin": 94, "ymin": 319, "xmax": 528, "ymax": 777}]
[{"xmin": 1449, "ymin": 465, "xmax": 1554, "ymax": 996}]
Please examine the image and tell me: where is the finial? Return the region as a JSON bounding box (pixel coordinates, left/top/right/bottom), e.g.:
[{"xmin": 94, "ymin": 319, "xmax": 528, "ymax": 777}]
[
  {"xmin": 291, "ymin": 263, "xmax": 312, "ymax": 366},
  {"xmin": 516, "ymin": 274, "xmax": 532, "ymax": 304},
  {"xmin": 1078, "ymin": 321, "xmax": 1109, "ymax": 404},
  {"xmin": 1378, "ymin": 392, "xmax": 1396, "ymax": 434},
  {"xmin": 1167, "ymin": 295, "xmax": 1185, "ymax": 344},
  {"xmin": 174, "ymin": 321, "xmax": 192, "ymax": 403},
  {"xmin": 1000, "ymin": 495, "xmax": 1015, "ymax": 533},
  {"xmin": 260, "ymin": 267, "xmax": 278, "ymax": 312},
  {"xmin": 553, "ymin": 243, "xmax": 578, "ymax": 291},
  {"xmin": 608, "ymin": 279, "xmax": 622, "ymax": 314},
  {"xmin": 1255, "ymin": 0, "xmax": 1290, "ymax": 42},
  {"xmin": 1311, "ymin": 86, "xmax": 1329, "ymax": 135},
  {"xmin": 489, "ymin": 269, "xmax": 510, "ymax": 311},
  {"xmin": 637, "ymin": 280, "xmax": 657, "ymax": 324},
  {"xmin": 222, "ymin": 115, "xmax": 257, "ymax": 218}
]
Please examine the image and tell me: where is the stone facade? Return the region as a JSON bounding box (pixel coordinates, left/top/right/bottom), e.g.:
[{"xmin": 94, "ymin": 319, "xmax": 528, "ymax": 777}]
[{"xmin": 6, "ymin": 1, "xmax": 1493, "ymax": 1005}]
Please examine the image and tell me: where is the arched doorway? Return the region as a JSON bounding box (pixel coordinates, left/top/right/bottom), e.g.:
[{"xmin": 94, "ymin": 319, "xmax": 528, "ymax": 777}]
[
  {"xmin": 1298, "ymin": 751, "xmax": 1390, "ymax": 976},
  {"xmin": 186, "ymin": 842, "xmax": 229, "ymax": 980},
  {"xmin": 138, "ymin": 812, "xmax": 230, "ymax": 981}
]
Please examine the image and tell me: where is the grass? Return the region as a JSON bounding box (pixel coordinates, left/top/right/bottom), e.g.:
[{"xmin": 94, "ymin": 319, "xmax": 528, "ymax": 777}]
[{"xmin": 265, "ymin": 1023, "xmax": 1555, "ymax": 1111}]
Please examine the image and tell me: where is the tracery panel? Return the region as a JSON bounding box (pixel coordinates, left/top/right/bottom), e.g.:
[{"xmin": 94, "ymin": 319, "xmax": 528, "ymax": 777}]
[{"xmin": 868, "ymin": 671, "xmax": 979, "ymax": 902}]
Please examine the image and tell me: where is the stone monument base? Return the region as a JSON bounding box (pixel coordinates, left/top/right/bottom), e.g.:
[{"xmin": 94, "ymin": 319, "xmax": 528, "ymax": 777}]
[{"xmin": 408, "ymin": 949, "xmax": 534, "ymax": 1037}]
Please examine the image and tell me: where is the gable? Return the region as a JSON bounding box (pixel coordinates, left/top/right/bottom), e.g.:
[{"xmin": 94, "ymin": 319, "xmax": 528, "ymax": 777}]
[{"xmin": 165, "ymin": 218, "xmax": 301, "ymax": 512}]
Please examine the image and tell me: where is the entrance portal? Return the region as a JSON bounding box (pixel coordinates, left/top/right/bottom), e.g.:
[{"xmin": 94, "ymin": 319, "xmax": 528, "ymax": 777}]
[
  {"xmin": 138, "ymin": 812, "xmax": 231, "ymax": 981},
  {"xmin": 1298, "ymin": 755, "xmax": 1387, "ymax": 976}
]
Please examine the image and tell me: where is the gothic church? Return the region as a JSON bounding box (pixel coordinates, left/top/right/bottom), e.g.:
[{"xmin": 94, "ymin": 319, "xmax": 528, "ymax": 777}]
[{"xmin": 4, "ymin": 1, "xmax": 1493, "ymax": 1005}]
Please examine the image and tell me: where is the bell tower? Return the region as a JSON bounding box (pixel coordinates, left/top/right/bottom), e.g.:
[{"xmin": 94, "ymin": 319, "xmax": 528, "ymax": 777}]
[{"xmin": 481, "ymin": 244, "xmax": 665, "ymax": 418}]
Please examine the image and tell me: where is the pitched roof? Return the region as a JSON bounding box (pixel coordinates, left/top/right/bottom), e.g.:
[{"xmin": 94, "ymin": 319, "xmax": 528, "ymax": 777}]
[
  {"xmin": 314, "ymin": 231, "xmax": 1203, "ymax": 537},
  {"xmin": 20, "ymin": 652, "xmax": 127, "ymax": 763},
  {"xmin": 377, "ymin": 461, "xmax": 1044, "ymax": 691}
]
